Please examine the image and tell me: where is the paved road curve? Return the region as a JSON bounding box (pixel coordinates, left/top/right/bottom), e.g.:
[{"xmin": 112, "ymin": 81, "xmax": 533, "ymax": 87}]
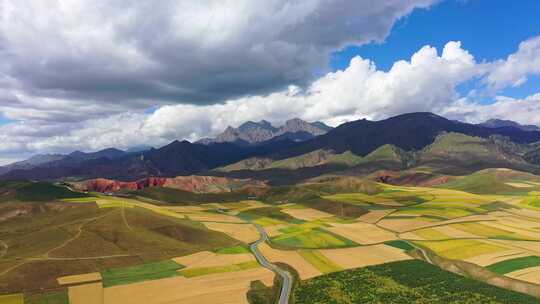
[{"xmin": 250, "ymin": 224, "xmax": 293, "ymax": 304}]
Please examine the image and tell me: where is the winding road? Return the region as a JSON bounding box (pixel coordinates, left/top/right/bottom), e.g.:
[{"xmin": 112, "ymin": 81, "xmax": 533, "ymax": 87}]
[{"xmin": 250, "ymin": 224, "xmax": 293, "ymax": 304}]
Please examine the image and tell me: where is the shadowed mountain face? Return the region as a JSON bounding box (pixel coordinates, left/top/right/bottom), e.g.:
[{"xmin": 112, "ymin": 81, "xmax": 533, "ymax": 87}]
[
  {"xmin": 273, "ymin": 112, "xmax": 540, "ymax": 160},
  {"xmin": 480, "ymin": 119, "xmax": 540, "ymax": 131},
  {"xmin": 197, "ymin": 118, "xmax": 332, "ymax": 145},
  {"xmin": 2, "ymin": 112, "xmax": 540, "ymax": 181}
]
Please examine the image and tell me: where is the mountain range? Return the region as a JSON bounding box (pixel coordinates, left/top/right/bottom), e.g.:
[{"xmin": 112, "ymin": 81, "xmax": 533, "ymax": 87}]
[
  {"xmin": 2, "ymin": 113, "xmax": 540, "ymax": 182},
  {"xmin": 197, "ymin": 118, "xmax": 332, "ymax": 145},
  {"xmin": 479, "ymin": 119, "xmax": 540, "ymax": 131}
]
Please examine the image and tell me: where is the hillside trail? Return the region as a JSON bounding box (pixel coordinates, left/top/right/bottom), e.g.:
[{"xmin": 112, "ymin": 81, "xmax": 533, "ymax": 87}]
[
  {"xmin": 0, "ymin": 240, "xmax": 7, "ymax": 259},
  {"xmin": 0, "ymin": 210, "xmax": 124, "ymax": 277}
]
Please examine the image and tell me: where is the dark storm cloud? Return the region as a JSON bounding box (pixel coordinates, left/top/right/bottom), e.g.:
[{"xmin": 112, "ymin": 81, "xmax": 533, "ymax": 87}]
[{"xmin": 0, "ymin": 0, "xmax": 434, "ymax": 106}]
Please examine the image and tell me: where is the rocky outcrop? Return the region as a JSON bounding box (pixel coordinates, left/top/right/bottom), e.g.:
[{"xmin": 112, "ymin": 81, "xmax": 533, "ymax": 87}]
[
  {"xmin": 74, "ymin": 175, "xmax": 267, "ymax": 194},
  {"xmin": 197, "ymin": 118, "xmax": 332, "ymax": 145}
]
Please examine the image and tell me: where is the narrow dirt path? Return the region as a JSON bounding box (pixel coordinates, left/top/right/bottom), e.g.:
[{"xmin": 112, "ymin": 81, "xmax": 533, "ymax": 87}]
[
  {"xmin": 121, "ymin": 201, "xmax": 133, "ymax": 231},
  {"xmin": 0, "ymin": 240, "xmax": 8, "ymax": 259}
]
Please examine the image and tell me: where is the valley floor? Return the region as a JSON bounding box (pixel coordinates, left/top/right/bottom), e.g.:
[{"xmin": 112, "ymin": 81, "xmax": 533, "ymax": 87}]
[{"xmin": 2, "ymin": 172, "xmax": 540, "ymax": 303}]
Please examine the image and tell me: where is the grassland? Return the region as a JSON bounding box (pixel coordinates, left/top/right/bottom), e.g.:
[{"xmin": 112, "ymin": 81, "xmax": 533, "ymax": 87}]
[
  {"xmin": 293, "ymin": 260, "xmax": 539, "ymax": 303},
  {"xmin": 0, "ymin": 181, "xmax": 89, "ymax": 203},
  {"xmin": 23, "ymin": 291, "xmax": 68, "ymax": 304}
]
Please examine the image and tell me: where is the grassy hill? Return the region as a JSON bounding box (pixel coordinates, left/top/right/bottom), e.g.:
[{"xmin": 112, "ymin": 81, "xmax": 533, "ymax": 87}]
[
  {"xmin": 415, "ymin": 133, "xmax": 534, "ymax": 175},
  {"xmin": 0, "ymin": 181, "xmax": 89, "ymax": 202},
  {"xmin": 438, "ymin": 168, "xmax": 540, "ymax": 194},
  {"xmin": 220, "ymin": 145, "xmax": 406, "ymax": 173}
]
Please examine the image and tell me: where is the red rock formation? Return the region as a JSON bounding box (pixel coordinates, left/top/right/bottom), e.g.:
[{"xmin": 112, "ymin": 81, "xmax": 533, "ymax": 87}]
[{"xmin": 76, "ymin": 176, "xmax": 266, "ymax": 194}]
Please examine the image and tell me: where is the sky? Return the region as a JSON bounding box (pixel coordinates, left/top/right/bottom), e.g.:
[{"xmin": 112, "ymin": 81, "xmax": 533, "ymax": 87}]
[{"xmin": 0, "ymin": 0, "xmax": 540, "ymax": 165}]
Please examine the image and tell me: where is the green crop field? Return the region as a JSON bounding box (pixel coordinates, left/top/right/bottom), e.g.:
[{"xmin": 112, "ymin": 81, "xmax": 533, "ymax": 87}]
[
  {"xmin": 102, "ymin": 260, "xmax": 185, "ymax": 287},
  {"xmin": 299, "ymin": 250, "xmax": 342, "ymax": 273},
  {"xmin": 384, "ymin": 240, "xmax": 415, "ymax": 251},
  {"xmin": 293, "ymin": 260, "xmax": 539, "ymax": 303},
  {"xmin": 179, "ymin": 261, "xmax": 259, "ymax": 278},
  {"xmin": 486, "ymin": 256, "xmax": 540, "ymax": 275},
  {"xmin": 215, "ymin": 245, "xmax": 250, "ymax": 254},
  {"xmin": 270, "ymin": 227, "xmax": 356, "ymax": 249}
]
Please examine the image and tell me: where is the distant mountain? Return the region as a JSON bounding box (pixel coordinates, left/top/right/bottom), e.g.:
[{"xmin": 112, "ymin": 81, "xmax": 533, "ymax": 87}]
[
  {"xmin": 273, "ymin": 112, "xmax": 540, "ymax": 160},
  {"xmin": 0, "ymin": 154, "xmax": 64, "ymax": 175},
  {"xmin": 197, "ymin": 118, "xmax": 332, "ymax": 145},
  {"xmin": 0, "ymin": 138, "xmax": 299, "ymax": 181},
  {"xmin": 3, "ymin": 112, "xmax": 540, "ymax": 181},
  {"xmin": 479, "ymin": 119, "xmax": 540, "ymax": 131}
]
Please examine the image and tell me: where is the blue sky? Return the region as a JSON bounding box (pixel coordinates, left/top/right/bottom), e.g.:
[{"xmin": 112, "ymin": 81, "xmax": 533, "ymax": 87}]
[{"xmin": 331, "ymin": 0, "xmax": 540, "ymax": 99}]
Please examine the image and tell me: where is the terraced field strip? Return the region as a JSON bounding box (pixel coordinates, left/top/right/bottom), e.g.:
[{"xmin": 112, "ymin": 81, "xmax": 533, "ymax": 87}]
[
  {"xmin": 258, "ymin": 243, "xmax": 321, "ymax": 280},
  {"xmin": 102, "ymin": 260, "xmax": 185, "ymax": 287},
  {"xmin": 270, "ymin": 226, "xmax": 357, "ymax": 249},
  {"xmin": 0, "ymin": 294, "xmax": 23, "ymax": 304},
  {"xmin": 298, "ymin": 250, "xmax": 342, "ymax": 274},
  {"xmin": 173, "ymin": 251, "xmax": 256, "ymax": 269},
  {"xmin": 58, "ymin": 272, "xmax": 102, "ymax": 285},
  {"xmin": 68, "ymin": 282, "xmax": 103, "ymax": 304},
  {"xmin": 281, "ymin": 208, "xmax": 334, "ymax": 221},
  {"xmin": 179, "ymin": 261, "xmax": 260, "ymax": 278},
  {"xmin": 203, "ymin": 222, "xmax": 259, "ymax": 243},
  {"xmin": 506, "ymin": 266, "xmax": 540, "ymax": 285},
  {"xmin": 486, "ymin": 256, "xmax": 540, "ymax": 275},
  {"xmin": 414, "ymin": 239, "xmax": 509, "ymax": 260},
  {"xmin": 317, "ymin": 244, "xmax": 413, "ymax": 270},
  {"xmin": 326, "ymin": 221, "xmax": 397, "ymax": 245},
  {"xmin": 102, "ymin": 267, "xmax": 274, "ymax": 304}
]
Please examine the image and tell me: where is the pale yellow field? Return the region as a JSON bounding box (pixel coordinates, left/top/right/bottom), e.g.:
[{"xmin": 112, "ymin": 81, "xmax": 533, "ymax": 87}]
[
  {"xmin": 203, "ymin": 222, "xmax": 259, "ymax": 243},
  {"xmin": 186, "ymin": 212, "xmax": 244, "ymax": 223},
  {"xmin": 164, "ymin": 205, "xmax": 207, "ymax": 212},
  {"xmin": 357, "ymin": 209, "xmax": 395, "ymax": 224},
  {"xmin": 173, "ymin": 251, "xmax": 255, "ymax": 269},
  {"xmin": 409, "ymin": 228, "xmax": 449, "ymax": 240},
  {"xmin": 58, "ymin": 272, "xmax": 102, "ymax": 285},
  {"xmin": 102, "ymin": 268, "xmax": 274, "ymax": 304},
  {"xmin": 318, "ymin": 244, "xmax": 412, "ymax": 270},
  {"xmin": 265, "ymin": 224, "xmax": 289, "ymax": 237},
  {"xmin": 258, "ymin": 243, "xmax": 321, "ymax": 279},
  {"xmin": 378, "ymin": 217, "xmax": 435, "ymax": 233},
  {"xmin": 507, "ymin": 266, "xmax": 540, "ymax": 285},
  {"xmin": 481, "ymin": 220, "xmax": 540, "ymax": 239},
  {"xmin": 465, "ymin": 250, "xmax": 530, "ymax": 266},
  {"xmin": 326, "ymin": 222, "xmax": 397, "ymax": 244},
  {"xmin": 491, "ymin": 240, "xmax": 540, "ymax": 255},
  {"xmin": 415, "ymin": 239, "xmax": 508, "ymax": 260},
  {"xmin": 226, "ymin": 200, "xmax": 267, "ymax": 215},
  {"xmin": 379, "ymin": 214, "xmax": 495, "ymax": 233},
  {"xmin": 281, "ymin": 207, "xmax": 333, "ymax": 221},
  {"xmin": 68, "ymin": 282, "xmax": 103, "ymax": 304},
  {"xmin": 433, "ymin": 225, "xmax": 478, "ymax": 238}
]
